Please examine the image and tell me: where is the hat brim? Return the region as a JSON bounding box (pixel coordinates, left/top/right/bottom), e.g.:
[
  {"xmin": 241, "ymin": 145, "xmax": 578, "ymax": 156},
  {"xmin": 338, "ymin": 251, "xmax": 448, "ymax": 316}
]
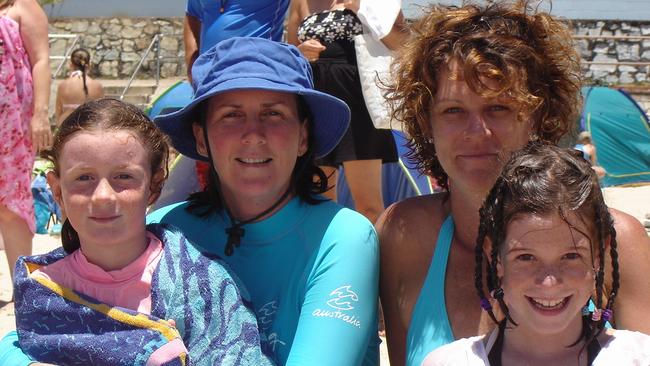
[{"xmin": 154, "ymin": 78, "xmax": 350, "ymax": 161}]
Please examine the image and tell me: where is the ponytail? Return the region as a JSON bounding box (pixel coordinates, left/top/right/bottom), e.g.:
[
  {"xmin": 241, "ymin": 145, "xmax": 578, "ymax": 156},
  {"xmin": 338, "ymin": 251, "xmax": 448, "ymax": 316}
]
[
  {"xmin": 70, "ymin": 48, "xmax": 91, "ymax": 97},
  {"xmin": 80, "ymin": 62, "xmax": 89, "ymax": 97},
  {"xmin": 61, "ymin": 219, "xmax": 81, "ymax": 253}
]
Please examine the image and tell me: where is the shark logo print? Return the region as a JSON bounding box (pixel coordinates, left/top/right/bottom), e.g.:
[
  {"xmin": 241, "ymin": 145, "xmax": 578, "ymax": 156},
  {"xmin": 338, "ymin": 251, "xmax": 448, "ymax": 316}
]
[{"xmin": 326, "ymin": 285, "xmax": 358, "ymax": 311}]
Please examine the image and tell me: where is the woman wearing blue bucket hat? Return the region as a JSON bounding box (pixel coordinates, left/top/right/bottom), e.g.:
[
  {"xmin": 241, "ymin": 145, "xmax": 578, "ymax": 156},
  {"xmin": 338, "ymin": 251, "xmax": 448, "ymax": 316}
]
[{"xmin": 148, "ymin": 37, "xmax": 380, "ymax": 366}]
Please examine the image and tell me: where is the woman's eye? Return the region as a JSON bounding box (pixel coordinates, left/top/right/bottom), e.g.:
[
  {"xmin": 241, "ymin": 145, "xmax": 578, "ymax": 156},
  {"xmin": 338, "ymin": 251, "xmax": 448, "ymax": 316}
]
[
  {"xmin": 215, "ymin": 111, "xmax": 243, "ymax": 122},
  {"xmin": 76, "ymin": 174, "xmax": 92, "ymax": 182},
  {"xmin": 487, "ymin": 105, "xmax": 509, "ymax": 112},
  {"xmin": 443, "ymin": 107, "xmax": 463, "ymax": 114},
  {"xmin": 116, "ymin": 174, "xmax": 132, "ymax": 180},
  {"xmin": 263, "ymin": 110, "xmax": 284, "ymax": 118},
  {"xmin": 223, "ymin": 111, "xmax": 241, "ymax": 119}
]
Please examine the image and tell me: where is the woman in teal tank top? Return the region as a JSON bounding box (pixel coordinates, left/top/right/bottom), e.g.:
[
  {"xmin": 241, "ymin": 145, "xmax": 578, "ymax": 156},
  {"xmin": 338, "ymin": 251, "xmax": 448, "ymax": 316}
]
[{"xmin": 376, "ymin": 2, "xmax": 650, "ymax": 366}]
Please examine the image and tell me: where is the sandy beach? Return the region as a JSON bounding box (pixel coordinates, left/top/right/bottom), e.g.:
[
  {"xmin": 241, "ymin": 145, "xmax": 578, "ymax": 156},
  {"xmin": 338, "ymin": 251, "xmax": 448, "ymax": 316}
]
[{"xmin": 0, "ymin": 185, "xmax": 648, "ymax": 363}]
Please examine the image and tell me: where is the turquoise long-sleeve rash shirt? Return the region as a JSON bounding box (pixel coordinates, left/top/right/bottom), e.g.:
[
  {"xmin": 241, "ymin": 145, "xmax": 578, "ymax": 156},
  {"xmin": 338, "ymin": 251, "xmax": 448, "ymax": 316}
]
[{"xmin": 147, "ymin": 197, "xmax": 380, "ymax": 366}]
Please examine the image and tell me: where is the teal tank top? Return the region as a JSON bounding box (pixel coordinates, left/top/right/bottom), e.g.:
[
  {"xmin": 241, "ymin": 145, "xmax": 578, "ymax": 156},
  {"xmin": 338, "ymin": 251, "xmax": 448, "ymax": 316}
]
[{"xmin": 406, "ymin": 215, "xmax": 455, "ymax": 366}]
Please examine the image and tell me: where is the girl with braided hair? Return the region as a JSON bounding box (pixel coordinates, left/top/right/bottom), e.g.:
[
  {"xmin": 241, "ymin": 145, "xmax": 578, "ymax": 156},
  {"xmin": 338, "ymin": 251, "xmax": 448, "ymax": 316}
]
[
  {"xmin": 421, "ymin": 143, "xmax": 650, "ymax": 365},
  {"xmin": 376, "ymin": 2, "xmax": 650, "ymax": 365},
  {"xmin": 55, "ymin": 48, "xmax": 104, "ymax": 126}
]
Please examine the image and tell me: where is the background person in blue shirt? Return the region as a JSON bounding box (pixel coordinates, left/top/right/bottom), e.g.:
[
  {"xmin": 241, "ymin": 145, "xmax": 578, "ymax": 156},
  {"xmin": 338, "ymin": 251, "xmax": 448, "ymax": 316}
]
[
  {"xmin": 183, "ymin": 0, "xmax": 290, "ymax": 81},
  {"xmin": 150, "ymin": 37, "xmax": 380, "ymax": 366}
]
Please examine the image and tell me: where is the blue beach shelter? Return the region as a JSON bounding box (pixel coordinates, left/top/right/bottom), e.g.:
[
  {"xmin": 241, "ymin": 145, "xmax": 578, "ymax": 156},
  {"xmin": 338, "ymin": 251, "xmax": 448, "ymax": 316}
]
[{"xmin": 579, "ymin": 86, "xmax": 650, "ymax": 187}]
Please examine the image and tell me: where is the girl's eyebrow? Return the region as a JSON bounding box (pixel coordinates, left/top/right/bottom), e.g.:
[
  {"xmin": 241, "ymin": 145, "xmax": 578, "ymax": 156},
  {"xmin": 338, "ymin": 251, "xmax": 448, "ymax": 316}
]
[
  {"xmin": 506, "ymin": 242, "xmax": 591, "ymax": 255},
  {"xmin": 506, "ymin": 247, "xmax": 529, "ymax": 254}
]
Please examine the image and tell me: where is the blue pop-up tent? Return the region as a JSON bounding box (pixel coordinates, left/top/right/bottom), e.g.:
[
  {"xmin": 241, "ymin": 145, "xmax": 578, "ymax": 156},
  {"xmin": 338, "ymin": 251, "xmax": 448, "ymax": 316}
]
[
  {"xmin": 579, "ymin": 86, "xmax": 650, "ymax": 187},
  {"xmin": 148, "ymin": 81, "xmax": 435, "ymax": 210}
]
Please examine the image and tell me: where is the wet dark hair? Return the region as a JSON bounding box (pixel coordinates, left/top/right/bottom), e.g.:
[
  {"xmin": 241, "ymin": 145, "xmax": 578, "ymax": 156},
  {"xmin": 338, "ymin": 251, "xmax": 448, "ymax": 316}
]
[
  {"xmin": 0, "ymin": 0, "xmax": 15, "ymax": 9},
  {"xmin": 474, "ymin": 142, "xmax": 619, "ymax": 346},
  {"xmin": 386, "ymin": 0, "xmax": 582, "ymax": 190},
  {"xmin": 186, "ymin": 95, "xmax": 328, "ymax": 217},
  {"xmin": 70, "ymin": 48, "xmax": 91, "ymax": 97},
  {"xmin": 41, "ymin": 98, "xmax": 170, "ymax": 253}
]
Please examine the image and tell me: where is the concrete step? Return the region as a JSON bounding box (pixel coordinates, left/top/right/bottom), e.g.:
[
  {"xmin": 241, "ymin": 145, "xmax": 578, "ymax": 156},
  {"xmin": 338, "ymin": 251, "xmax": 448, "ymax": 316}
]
[
  {"xmin": 105, "ymin": 93, "xmax": 151, "ymax": 105},
  {"xmin": 103, "ymin": 84, "xmax": 157, "ymax": 97}
]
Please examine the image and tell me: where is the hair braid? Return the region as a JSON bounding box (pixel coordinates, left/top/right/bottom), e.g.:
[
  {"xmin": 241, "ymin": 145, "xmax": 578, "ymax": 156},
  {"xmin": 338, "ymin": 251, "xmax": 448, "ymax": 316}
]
[{"xmin": 475, "ymin": 209, "xmax": 498, "ymax": 323}]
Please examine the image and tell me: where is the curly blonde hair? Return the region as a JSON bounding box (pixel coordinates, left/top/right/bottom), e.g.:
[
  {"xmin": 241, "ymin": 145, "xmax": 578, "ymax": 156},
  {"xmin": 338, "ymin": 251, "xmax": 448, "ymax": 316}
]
[{"xmin": 386, "ymin": 0, "xmax": 582, "ymax": 190}]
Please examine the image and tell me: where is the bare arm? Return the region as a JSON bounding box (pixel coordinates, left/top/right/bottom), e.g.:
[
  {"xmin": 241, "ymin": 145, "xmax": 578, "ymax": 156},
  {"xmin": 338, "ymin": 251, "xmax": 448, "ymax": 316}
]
[
  {"xmin": 54, "ymin": 82, "xmax": 63, "ymax": 125},
  {"xmin": 376, "ymin": 204, "xmax": 409, "ymax": 366},
  {"xmin": 609, "ymin": 208, "xmax": 650, "ymax": 334},
  {"xmin": 183, "ymin": 14, "xmax": 201, "ymax": 82},
  {"xmin": 286, "ymin": 0, "xmax": 307, "ymax": 46},
  {"xmin": 17, "ymin": 0, "xmax": 51, "ymax": 151},
  {"xmin": 287, "ymin": 0, "xmax": 326, "ymax": 61}
]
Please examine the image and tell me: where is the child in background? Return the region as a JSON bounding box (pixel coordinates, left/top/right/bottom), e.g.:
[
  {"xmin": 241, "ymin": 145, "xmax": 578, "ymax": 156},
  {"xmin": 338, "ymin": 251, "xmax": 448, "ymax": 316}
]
[
  {"xmin": 5, "ymin": 98, "xmax": 273, "ymax": 366},
  {"xmin": 422, "ymin": 143, "xmax": 650, "ymax": 366},
  {"xmin": 54, "ymin": 48, "xmax": 105, "ymax": 126}
]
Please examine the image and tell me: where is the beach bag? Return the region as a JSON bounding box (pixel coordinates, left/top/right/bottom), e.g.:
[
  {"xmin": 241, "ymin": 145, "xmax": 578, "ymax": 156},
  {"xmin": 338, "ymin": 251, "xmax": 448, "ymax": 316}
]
[
  {"xmin": 354, "ymin": 33, "xmax": 395, "ymax": 130},
  {"xmin": 31, "ymin": 174, "xmax": 61, "ymax": 234}
]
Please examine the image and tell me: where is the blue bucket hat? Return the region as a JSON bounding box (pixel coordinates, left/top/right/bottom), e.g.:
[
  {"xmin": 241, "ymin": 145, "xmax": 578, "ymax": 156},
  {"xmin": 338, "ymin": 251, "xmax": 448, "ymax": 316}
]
[{"xmin": 154, "ymin": 37, "xmax": 351, "ymax": 161}]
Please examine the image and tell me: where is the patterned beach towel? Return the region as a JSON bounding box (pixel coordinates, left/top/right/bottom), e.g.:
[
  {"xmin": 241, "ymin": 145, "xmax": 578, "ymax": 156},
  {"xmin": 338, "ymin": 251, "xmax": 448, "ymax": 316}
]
[{"xmin": 14, "ymin": 223, "xmax": 275, "ymax": 366}]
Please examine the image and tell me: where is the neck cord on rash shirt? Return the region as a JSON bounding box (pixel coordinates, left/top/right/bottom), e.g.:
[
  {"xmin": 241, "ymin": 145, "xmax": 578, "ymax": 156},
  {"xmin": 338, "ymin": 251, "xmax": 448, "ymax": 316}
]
[{"xmin": 202, "ymin": 123, "xmax": 293, "ymax": 256}]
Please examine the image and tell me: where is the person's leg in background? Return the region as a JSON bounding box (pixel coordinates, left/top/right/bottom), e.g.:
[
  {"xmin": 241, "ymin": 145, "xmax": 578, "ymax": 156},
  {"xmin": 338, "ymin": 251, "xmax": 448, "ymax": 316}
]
[
  {"xmin": 341, "ymin": 158, "xmax": 386, "ymax": 336},
  {"xmin": 0, "ymin": 205, "xmax": 33, "ymax": 283},
  {"xmin": 342, "ymin": 159, "xmax": 384, "ymax": 224}
]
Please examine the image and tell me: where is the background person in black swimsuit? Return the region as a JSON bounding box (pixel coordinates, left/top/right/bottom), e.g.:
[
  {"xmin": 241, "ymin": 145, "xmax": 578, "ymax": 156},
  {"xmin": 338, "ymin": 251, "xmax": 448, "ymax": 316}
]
[{"xmin": 287, "ymin": 0, "xmax": 407, "ymax": 225}]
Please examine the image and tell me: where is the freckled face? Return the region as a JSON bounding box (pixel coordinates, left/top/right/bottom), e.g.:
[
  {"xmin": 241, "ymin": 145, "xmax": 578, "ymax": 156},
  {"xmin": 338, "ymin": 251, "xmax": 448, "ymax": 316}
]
[
  {"xmin": 429, "ymin": 63, "xmax": 533, "ymax": 193},
  {"xmin": 50, "ymin": 131, "xmax": 152, "ymax": 253}
]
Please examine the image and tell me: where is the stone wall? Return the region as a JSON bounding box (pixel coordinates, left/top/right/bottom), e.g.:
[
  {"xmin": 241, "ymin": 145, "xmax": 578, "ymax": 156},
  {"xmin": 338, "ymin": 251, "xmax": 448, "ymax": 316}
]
[
  {"xmin": 48, "ymin": 17, "xmax": 184, "ymax": 79},
  {"xmin": 574, "ymin": 20, "xmax": 650, "ymax": 85},
  {"xmin": 48, "ymin": 17, "xmax": 650, "ymax": 85}
]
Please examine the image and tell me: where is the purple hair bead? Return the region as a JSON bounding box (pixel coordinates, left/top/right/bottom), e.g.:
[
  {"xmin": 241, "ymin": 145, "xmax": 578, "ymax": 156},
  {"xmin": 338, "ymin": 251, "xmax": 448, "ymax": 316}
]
[
  {"xmin": 602, "ymin": 309, "xmax": 613, "ymax": 322},
  {"xmin": 480, "ymin": 297, "xmax": 492, "ymax": 311}
]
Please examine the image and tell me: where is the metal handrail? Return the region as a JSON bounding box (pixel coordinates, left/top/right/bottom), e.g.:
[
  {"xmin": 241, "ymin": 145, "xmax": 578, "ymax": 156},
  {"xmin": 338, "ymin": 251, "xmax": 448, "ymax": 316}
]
[
  {"xmin": 120, "ymin": 34, "xmax": 162, "ymax": 101},
  {"xmin": 48, "ymin": 34, "xmax": 81, "ymax": 79}
]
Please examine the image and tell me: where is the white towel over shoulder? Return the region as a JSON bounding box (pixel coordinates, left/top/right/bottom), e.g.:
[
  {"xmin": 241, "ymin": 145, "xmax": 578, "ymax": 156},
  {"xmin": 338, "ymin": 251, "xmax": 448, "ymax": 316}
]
[{"xmin": 356, "ymin": 0, "xmax": 401, "ymax": 40}]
